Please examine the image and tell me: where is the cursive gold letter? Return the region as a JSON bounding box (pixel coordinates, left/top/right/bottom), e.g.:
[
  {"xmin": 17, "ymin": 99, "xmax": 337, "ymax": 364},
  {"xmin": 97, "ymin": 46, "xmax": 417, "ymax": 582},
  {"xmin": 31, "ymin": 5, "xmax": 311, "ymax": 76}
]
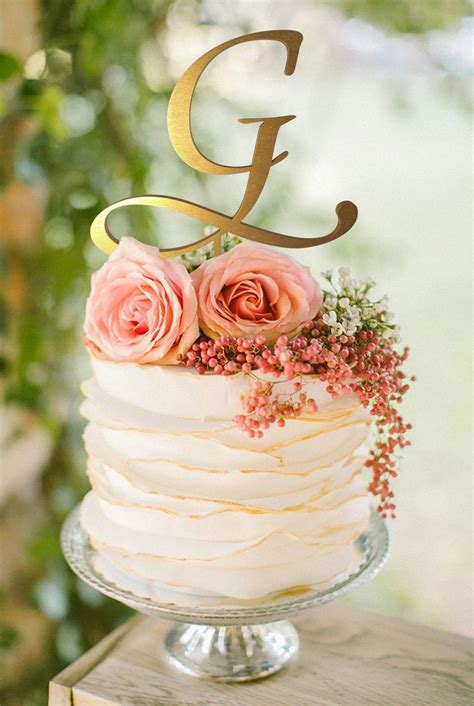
[{"xmin": 91, "ymin": 30, "xmax": 358, "ymax": 257}]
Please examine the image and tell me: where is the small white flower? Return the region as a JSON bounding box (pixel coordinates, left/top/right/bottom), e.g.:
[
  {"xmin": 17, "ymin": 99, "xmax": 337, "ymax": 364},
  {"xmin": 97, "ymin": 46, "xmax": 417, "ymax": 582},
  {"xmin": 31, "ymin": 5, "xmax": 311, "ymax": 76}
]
[
  {"xmin": 375, "ymin": 297, "xmax": 390, "ymax": 314},
  {"xmin": 347, "ymin": 305, "xmax": 358, "ymax": 317},
  {"xmin": 339, "ymin": 297, "xmax": 350, "ymax": 309},
  {"xmin": 324, "ymin": 297, "xmax": 337, "ymax": 310},
  {"xmin": 338, "ymin": 266, "xmax": 351, "ymax": 279},
  {"xmin": 321, "ymin": 270, "xmax": 333, "ymax": 280},
  {"xmin": 323, "ymin": 311, "xmax": 337, "ymax": 326},
  {"xmin": 345, "ymin": 283, "xmax": 356, "ymax": 298}
]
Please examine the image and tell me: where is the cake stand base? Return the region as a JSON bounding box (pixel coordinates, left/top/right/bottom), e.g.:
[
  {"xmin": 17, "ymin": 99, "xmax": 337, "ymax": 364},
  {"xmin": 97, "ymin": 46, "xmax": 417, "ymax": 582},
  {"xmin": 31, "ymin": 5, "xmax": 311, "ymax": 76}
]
[
  {"xmin": 61, "ymin": 506, "xmax": 389, "ymax": 683},
  {"xmin": 164, "ymin": 620, "xmax": 299, "ymax": 681}
]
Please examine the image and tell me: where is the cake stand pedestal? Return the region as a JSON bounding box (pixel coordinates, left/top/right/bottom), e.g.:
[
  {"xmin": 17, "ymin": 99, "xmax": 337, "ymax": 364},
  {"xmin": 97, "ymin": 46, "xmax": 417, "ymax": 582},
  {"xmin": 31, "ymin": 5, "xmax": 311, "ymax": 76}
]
[{"xmin": 61, "ymin": 506, "xmax": 389, "ymax": 682}]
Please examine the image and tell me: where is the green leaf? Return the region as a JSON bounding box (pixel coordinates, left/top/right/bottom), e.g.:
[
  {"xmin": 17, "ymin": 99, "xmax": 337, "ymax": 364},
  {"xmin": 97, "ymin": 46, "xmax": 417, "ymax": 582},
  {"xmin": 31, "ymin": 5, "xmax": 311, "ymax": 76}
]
[
  {"xmin": 30, "ymin": 85, "xmax": 69, "ymax": 140},
  {"xmin": 27, "ymin": 526, "xmax": 61, "ymax": 566},
  {"xmin": 0, "ymin": 624, "xmax": 20, "ymax": 651},
  {"xmin": 0, "ymin": 52, "xmax": 21, "ymax": 81}
]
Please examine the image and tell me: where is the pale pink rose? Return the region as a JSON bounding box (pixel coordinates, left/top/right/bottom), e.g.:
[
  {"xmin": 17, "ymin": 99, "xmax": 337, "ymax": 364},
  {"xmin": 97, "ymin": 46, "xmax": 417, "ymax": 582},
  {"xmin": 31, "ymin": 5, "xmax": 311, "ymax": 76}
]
[
  {"xmin": 84, "ymin": 237, "xmax": 199, "ymax": 364},
  {"xmin": 192, "ymin": 242, "xmax": 322, "ymax": 341}
]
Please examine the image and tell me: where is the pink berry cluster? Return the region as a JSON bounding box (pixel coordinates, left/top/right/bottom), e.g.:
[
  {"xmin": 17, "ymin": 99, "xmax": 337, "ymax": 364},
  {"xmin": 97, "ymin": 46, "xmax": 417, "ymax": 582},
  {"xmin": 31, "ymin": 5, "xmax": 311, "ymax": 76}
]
[
  {"xmin": 179, "ymin": 314, "xmax": 413, "ymax": 517},
  {"xmin": 234, "ymin": 378, "xmax": 319, "ymax": 439}
]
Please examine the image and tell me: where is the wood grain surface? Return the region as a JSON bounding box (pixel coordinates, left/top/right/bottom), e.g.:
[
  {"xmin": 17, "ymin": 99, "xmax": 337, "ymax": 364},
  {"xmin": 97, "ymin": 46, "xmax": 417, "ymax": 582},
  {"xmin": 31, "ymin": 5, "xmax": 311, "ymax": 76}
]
[{"xmin": 49, "ymin": 604, "xmax": 473, "ymax": 706}]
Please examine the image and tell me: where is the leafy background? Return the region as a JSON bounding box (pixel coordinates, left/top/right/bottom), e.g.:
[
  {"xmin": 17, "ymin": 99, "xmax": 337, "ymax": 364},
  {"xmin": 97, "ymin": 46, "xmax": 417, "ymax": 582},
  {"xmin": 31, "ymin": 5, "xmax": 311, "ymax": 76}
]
[{"xmin": 0, "ymin": 0, "xmax": 471, "ymax": 703}]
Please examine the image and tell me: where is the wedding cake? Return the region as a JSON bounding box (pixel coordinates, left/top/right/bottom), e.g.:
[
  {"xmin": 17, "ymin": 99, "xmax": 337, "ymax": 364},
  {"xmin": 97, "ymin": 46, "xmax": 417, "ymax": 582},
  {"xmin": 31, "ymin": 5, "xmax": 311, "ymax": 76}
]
[{"xmin": 79, "ymin": 236, "xmax": 409, "ymax": 605}]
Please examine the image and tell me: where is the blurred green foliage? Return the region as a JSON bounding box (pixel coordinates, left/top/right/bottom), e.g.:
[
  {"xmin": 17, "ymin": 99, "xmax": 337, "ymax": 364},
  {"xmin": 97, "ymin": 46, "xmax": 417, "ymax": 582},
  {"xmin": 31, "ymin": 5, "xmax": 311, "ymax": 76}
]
[
  {"xmin": 0, "ymin": 0, "xmax": 469, "ymax": 702},
  {"xmin": 1, "ymin": 1, "xmax": 179, "ymax": 701},
  {"xmin": 338, "ymin": 0, "xmax": 470, "ymax": 33}
]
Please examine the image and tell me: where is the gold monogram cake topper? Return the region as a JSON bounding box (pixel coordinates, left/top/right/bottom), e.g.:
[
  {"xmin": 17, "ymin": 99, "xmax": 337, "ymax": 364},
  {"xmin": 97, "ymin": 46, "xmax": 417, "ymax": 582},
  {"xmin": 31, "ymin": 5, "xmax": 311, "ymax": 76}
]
[{"xmin": 91, "ymin": 30, "xmax": 358, "ymax": 257}]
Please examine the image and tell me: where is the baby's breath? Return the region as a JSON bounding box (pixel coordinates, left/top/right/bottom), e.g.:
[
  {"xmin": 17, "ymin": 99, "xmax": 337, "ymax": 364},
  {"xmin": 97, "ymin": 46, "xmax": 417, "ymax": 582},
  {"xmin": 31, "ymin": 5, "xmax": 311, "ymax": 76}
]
[
  {"xmin": 179, "ymin": 229, "xmax": 241, "ymax": 272},
  {"xmin": 321, "ymin": 268, "xmax": 399, "ymax": 342}
]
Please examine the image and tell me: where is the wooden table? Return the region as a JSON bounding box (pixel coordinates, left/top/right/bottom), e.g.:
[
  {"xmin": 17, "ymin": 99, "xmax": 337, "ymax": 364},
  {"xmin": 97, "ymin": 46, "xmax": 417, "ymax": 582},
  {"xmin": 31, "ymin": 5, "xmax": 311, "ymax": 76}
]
[{"xmin": 49, "ymin": 604, "xmax": 473, "ymax": 705}]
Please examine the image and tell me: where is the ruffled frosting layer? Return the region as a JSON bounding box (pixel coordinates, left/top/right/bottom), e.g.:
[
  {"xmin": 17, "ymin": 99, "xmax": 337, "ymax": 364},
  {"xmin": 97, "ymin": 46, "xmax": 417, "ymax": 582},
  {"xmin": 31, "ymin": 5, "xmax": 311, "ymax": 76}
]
[{"xmin": 81, "ymin": 357, "xmax": 371, "ymax": 603}]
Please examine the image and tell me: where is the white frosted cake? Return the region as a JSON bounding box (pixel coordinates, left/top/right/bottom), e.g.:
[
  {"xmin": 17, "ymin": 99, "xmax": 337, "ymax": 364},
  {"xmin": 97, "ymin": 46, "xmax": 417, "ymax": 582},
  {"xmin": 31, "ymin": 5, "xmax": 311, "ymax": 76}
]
[
  {"xmin": 80, "ymin": 236, "xmax": 408, "ymax": 606},
  {"xmin": 80, "ymin": 357, "xmax": 370, "ymax": 604}
]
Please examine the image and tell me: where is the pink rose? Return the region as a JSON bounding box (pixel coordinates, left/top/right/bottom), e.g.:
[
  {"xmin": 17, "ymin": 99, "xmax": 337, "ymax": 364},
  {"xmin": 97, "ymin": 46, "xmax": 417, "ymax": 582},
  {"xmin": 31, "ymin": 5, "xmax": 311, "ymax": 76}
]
[
  {"xmin": 84, "ymin": 237, "xmax": 199, "ymax": 364},
  {"xmin": 192, "ymin": 242, "xmax": 322, "ymax": 341}
]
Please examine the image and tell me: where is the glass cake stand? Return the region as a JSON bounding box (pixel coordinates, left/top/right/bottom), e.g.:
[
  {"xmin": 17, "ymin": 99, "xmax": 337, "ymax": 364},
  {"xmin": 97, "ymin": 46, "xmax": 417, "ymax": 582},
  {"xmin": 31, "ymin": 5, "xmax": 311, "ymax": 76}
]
[{"xmin": 61, "ymin": 505, "xmax": 389, "ymax": 682}]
